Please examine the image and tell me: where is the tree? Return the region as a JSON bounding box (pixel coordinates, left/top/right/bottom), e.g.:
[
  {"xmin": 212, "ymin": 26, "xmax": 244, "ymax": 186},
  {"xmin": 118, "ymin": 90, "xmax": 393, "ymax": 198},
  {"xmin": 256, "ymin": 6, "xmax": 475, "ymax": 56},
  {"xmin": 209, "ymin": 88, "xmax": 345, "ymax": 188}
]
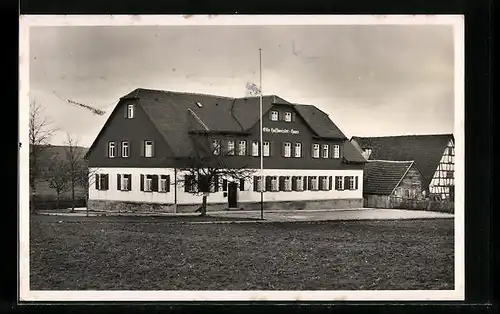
[
  {"xmin": 245, "ymin": 82, "xmax": 261, "ymax": 97},
  {"xmin": 63, "ymin": 133, "xmax": 86, "ymax": 212},
  {"xmin": 29, "ymin": 100, "xmax": 57, "ymax": 213},
  {"xmin": 43, "ymin": 153, "xmax": 71, "ymax": 209},
  {"xmin": 177, "ymin": 133, "xmax": 256, "ymax": 217}
]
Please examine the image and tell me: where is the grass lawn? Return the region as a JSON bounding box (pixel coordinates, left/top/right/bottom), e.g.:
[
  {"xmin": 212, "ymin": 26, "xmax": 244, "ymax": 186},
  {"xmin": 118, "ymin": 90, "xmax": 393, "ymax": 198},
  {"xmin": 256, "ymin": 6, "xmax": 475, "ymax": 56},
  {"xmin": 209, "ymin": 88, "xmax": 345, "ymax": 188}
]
[{"xmin": 30, "ymin": 216, "xmax": 454, "ymax": 290}]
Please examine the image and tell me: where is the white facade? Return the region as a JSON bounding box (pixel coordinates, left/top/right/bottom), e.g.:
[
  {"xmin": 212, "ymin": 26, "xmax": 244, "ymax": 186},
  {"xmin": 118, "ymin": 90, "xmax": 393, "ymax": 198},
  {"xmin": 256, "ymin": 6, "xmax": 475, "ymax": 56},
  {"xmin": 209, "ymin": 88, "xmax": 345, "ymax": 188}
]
[{"xmin": 89, "ymin": 167, "xmax": 363, "ymax": 205}]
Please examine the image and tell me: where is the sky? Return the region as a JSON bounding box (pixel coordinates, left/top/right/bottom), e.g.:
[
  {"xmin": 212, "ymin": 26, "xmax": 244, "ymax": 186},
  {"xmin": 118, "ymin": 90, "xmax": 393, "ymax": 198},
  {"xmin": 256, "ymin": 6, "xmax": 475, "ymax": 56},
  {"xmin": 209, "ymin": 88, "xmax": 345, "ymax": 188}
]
[{"xmin": 29, "ymin": 23, "xmax": 455, "ymax": 147}]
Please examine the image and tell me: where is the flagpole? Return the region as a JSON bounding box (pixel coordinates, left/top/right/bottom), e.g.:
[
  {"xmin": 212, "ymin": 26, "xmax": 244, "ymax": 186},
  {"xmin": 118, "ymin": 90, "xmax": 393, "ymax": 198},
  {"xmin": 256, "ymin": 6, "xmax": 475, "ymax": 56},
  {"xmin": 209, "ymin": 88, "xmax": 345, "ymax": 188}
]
[{"xmin": 259, "ymin": 48, "xmax": 264, "ymax": 220}]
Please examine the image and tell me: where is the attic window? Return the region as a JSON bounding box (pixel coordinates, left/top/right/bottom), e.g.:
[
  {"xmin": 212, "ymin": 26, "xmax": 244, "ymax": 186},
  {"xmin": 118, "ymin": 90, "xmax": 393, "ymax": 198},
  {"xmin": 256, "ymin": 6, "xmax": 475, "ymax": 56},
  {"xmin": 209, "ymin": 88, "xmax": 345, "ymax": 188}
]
[{"xmin": 196, "ymin": 102, "xmax": 203, "ymax": 108}]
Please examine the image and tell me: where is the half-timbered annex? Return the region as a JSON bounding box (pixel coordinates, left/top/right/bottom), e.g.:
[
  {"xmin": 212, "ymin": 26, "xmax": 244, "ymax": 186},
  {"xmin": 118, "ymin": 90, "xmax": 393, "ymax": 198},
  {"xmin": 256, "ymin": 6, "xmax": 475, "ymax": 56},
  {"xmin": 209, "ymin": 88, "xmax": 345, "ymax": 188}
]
[
  {"xmin": 350, "ymin": 134, "xmax": 455, "ymax": 201},
  {"xmin": 85, "ymin": 88, "xmax": 367, "ymax": 213}
]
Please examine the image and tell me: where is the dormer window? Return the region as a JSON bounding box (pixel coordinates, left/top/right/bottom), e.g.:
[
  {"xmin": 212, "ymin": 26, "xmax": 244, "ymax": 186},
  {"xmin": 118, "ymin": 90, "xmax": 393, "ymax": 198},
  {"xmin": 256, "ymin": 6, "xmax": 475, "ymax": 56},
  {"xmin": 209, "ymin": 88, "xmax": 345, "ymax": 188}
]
[
  {"xmin": 362, "ymin": 148, "xmax": 371, "ymax": 159},
  {"xmin": 126, "ymin": 104, "xmax": 134, "ymax": 119},
  {"xmin": 270, "ymin": 110, "xmax": 279, "ymax": 121},
  {"xmin": 196, "ymin": 102, "xmax": 203, "ymax": 108},
  {"xmin": 108, "ymin": 141, "xmax": 115, "ymax": 158},
  {"xmin": 284, "ymin": 112, "xmax": 292, "ymax": 122}
]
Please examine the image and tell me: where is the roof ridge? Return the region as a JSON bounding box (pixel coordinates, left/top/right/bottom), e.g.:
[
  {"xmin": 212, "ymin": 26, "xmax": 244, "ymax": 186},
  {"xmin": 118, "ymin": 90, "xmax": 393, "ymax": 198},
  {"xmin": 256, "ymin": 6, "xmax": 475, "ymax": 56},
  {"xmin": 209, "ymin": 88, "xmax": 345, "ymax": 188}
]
[
  {"xmin": 134, "ymin": 88, "xmax": 236, "ymax": 100},
  {"xmin": 352, "ymin": 133, "xmax": 453, "ymax": 139},
  {"xmin": 368, "ymin": 159, "xmax": 415, "ymax": 163}
]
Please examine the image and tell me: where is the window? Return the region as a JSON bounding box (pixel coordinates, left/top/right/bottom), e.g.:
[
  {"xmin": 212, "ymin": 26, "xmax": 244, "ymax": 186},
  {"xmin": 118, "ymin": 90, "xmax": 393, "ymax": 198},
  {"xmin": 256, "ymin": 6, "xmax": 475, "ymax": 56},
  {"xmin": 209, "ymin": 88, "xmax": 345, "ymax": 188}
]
[
  {"xmin": 322, "ymin": 144, "xmax": 329, "ymax": 158},
  {"xmin": 144, "ymin": 141, "xmax": 153, "ymax": 158},
  {"xmin": 145, "ymin": 175, "xmax": 153, "ymax": 192},
  {"xmin": 284, "ymin": 112, "xmax": 292, "ymax": 122},
  {"xmin": 239, "ymin": 178, "xmax": 245, "ymax": 191},
  {"xmin": 312, "ymin": 144, "xmax": 320, "ymax": 158},
  {"xmin": 263, "ymin": 141, "xmax": 270, "ymax": 157},
  {"xmin": 283, "ymin": 176, "xmax": 292, "ymax": 191},
  {"xmin": 404, "ymin": 190, "xmax": 410, "ymax": 198},
  {"xmin": 254, "ymin": 176, "xmax": 264, "ymax": 192},
  {"xmin": 185, "ymin": 175, "xmax": 197, "ymax": 193},
  {"xmin": 321, "ymin": 176, "xmax": 329, "ymax": 190},
  {"xmin": 348, "ymin": 176, "xmax": 355, "ymax": 190},
  {"xmin": 95, "ymin": 174, "xmax": 109, "ymax": 190},
  {"xmin": 335, "ymin": 176, "xmax": 344, "ymax": 190},
  {"xmin": 212, "ymin": 140, "xmax": 220, "ymax": 155},
  {"xmin": 121, "ymin": 141, "xmax": 129, "ymax": 158},
  {"xmin": 238, "ymin": 140, "xmax": 247, "ymax": 156},
  {"xmin": 227, "ymin": 140, "xmax": 235, "ymax": 155},
  {"xmin": 108, "ymin": 142, "xmax": 115, "ymax": 158},
  {"xmin": 294, "ymin": 143, "xmax": 302, "ymax": 158},
  {"xmin": 333, "ymin": 144, "xmax": 340, "ymax": 159},
  {"xmin": 271, "ymin": 176, "xmax": 278, "ymax": 191},
  {"xmin": 283, "ymin": 142, "xmax": 291, "ymax": 157},
  {"xmin": 117, "ymin": 174, "xmax": 131, "ymax": 191},
  {"xmin": 296, "ymin": 176, "xmax": 304, "ymax": 191},
  {"xmin": 252, "ymin": 141, "xmax": 259, "ymax": 156},
  {"xmin": 159, "ymin": 175, "xmax": 170, "ymax": 192},
  {"xmin": 126, "ymin": 104, "xmax": 134, "ymax": 119},
  {"xmin": 310, "ymin": 176, "xmax": 319, "ymax": 190},
  {"xmin": 270, "ymin": 110, "xmax": 279, "ymax": 121}
]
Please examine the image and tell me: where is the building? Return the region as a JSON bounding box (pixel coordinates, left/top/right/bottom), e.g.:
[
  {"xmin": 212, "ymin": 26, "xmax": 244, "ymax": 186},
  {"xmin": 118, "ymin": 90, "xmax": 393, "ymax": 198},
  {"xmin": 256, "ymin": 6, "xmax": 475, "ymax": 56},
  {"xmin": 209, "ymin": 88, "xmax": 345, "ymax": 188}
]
[
  {"xmin": 350, "ymin": 134, "xmax": 455, "ymax": 201},
  {"xmin": 363, "ymin": 160, "xmax": 425, "ymax": 208},
  {"xmin": 85, "ymin": 88, "xmax": 367, "ymax": 212}
]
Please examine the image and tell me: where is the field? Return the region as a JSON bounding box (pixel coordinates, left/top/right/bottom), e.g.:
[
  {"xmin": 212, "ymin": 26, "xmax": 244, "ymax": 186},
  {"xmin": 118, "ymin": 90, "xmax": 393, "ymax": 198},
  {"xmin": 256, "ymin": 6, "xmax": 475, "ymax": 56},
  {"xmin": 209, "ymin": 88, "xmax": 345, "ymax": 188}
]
[{"xmin": 29, "ymin": 216, "xmax": 454, "ymax": 290}]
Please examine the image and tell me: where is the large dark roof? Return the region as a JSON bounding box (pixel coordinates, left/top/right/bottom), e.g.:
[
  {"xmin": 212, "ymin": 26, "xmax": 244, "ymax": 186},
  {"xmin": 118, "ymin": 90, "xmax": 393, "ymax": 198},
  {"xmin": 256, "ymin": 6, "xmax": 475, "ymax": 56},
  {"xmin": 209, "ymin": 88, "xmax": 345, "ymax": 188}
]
[
  {"xmin": 116, "ymin": 88, "xmax": 351, "ymax": 158},
  {"xmin": 351, "ymin": 134, "xmax": 453, "ymax": 188},
  {"xmin": 363, "ymin": 160, "xmax": 415, "ymax": 195}
]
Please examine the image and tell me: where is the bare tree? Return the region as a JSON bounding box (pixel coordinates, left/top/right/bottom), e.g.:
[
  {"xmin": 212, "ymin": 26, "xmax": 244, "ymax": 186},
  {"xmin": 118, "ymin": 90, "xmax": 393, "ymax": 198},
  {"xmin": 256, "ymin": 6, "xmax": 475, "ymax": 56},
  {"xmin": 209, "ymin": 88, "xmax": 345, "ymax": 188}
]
[
  {"xmin": 29, "ymin": 100, "xmax": 57, "ymax": 213},
  {"xmin": 245, "ymin": 82, "xmax": 261, "ymax": 97},
  {"xmin": 177, "ymin": 134, "xmax": 256, "ymax": 217},
  {"xmin": 63, "ymin": 133, "xmax": 86, "ymax": 212},
  {"xmin": 43, "ymin": 153, "xmax": 71, "ymax": 209}
]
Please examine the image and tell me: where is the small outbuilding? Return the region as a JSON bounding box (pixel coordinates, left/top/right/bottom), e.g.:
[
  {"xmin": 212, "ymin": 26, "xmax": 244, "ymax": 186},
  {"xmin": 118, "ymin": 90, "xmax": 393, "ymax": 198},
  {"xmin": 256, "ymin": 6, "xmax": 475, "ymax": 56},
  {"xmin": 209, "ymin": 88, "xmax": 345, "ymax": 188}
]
[{"xmin": 363, "ymin": 160, "xmax": 425, "ymax": 209}]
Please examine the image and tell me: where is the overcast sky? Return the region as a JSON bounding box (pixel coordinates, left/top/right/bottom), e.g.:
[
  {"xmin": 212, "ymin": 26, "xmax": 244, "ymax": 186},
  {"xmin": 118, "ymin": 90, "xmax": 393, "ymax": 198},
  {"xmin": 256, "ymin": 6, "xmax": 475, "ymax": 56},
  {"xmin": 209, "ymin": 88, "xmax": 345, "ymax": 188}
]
[{"xmin": 29, "ymin": 24, "xmax": 455, "ymax": 147}]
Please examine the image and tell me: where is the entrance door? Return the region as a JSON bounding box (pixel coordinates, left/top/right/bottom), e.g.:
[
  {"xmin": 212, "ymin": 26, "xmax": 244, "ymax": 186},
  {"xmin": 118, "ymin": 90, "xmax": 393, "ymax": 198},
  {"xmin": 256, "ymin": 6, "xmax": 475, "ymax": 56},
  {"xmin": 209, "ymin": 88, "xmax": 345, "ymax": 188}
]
[{"xmin": 228, "ymin": 182, "xmax": 238, "ymax": 208}]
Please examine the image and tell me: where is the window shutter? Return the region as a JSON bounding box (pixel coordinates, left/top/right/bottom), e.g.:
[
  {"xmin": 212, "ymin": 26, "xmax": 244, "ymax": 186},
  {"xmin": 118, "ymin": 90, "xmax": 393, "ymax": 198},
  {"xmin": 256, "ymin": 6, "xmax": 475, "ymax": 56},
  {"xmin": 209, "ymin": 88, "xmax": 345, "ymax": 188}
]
[
  {"xmin": 282, "ymin": 142, "xmax": 286, "ymax": 157},
  {"xmin": 124, "ymin": 105, "xmax": 128, "ymax": 118},
  {"xmin": 292, "ymin": 112, "xmax": 296, "ymax": 122},
  {"xmin": 292, "ymin": 176, "xmax": 297, "ymax": 191},
  {"xmin": 278, "ymin": 176, "xmax": 283, "ymax": 191},
  {"xmin": 140, "ymin": 141, "xmax": 145, "ymax": 157},
  {"xmin": 140, "ymin": 174, "xmax": 144, "ymax": 191},
  {"xmin": 117, "ymin": 174, "xmax": 121, "ymax": 190},
  {"xmin": 253, "ymin": 176, "xmax": 258, "ymax": 191},
  {"xmin": 335, "ymin": 176, "xmax": 340, "ymax": 190},
  {"xmin": 311, "ymin": 144, "xmax": 315, "ymax": 158},
  {"xmin": 213, "ymin": 175, "xmax": 219, "ymax": 192},
  {"xmin": 265, "ymin": 176, "xmax": 271, "ymax": 191},
  {"xmin": 344, "ymin": 176, "xmax": 349, "ymax": 190},
  {"xmin": 329, "ymin": 176, "xmax": 333, "ymax": 190},
  {"xmin": 151, "ymin": 141, "xmax": 155, "ymax": 157},
  {"xmin": 104, "ymin": 174, "xmax": 109, "ymax": 190},
  {"xmin": 308, "ymin": 176, "xmax": 312, "ymax": 190},
  {"xmin": 222, "ymin": 179, "xmax": 228, "ymax": 191},
  {"xmin": 128, "ymin": 174, "xmax": 132, "ymax": 190},
  {"xmin": 303, "ymin": 176, "xmax": 307, "ymax": 190},
  {"xmin": 165, "ymin": 175, "xmax": 171, "ymax": 192},
  {"xmin": 95, "ymin": 174, "xmax": 99, "ymax": 189},
  {"xmin": 239, "ymin": 179, "xmax": 245, "ymax": 191},
  {"xmin": 355, "ymin": 176, "xmax": 359, "ymax": 189},
  {"xmin": 184, "ymin": 176, "xmax": 189, "ymax": 192},
  {"xmin": 152, "ymin": 175, "xmax": 159, "ymax": 192},
  {"xmin": 268, "ymin": 110, "xmax": 273, "ymax": 120}
]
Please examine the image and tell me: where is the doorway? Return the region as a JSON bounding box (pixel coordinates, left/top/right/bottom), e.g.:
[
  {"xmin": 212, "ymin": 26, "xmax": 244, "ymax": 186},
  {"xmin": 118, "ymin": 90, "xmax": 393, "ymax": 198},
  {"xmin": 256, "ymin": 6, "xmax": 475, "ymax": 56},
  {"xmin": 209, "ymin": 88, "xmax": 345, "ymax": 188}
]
[{"xmin": 228, "ymin": 182, "xmax": 238, "ymax": 208}]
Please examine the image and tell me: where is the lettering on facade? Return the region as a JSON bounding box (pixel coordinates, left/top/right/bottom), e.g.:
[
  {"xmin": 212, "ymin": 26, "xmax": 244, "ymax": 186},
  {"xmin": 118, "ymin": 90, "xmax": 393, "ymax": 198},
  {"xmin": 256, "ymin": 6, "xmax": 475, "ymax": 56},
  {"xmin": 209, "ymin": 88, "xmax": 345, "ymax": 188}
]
[{"xmin": 262, "ymin": 127, "xmax": 300, "ymax": 135}]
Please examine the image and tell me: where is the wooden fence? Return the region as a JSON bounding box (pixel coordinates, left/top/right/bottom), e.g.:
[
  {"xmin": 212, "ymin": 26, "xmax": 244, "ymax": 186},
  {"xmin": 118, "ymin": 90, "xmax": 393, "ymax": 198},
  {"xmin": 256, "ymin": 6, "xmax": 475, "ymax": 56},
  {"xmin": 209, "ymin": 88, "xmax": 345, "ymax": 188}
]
[{"xmin": 389, "ymin": 196, "xmax": 454, "ymax": 213}]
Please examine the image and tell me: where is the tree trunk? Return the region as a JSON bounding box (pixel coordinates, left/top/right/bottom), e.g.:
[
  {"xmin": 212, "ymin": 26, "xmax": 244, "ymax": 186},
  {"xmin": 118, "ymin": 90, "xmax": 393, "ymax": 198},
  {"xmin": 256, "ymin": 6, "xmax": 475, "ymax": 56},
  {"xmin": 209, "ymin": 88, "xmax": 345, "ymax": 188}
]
[
  {"xmin": 200, "ymin": 195, "xmax": 207, "ymax": 217},
  {"xmin": 85, "ymin": 191, "xmax": 89, "ymax": 217},
  {"xmin": 71, "ymin": 179, "xmax": 75, "ymax": 212},
  {"xmin": 55, "ymin": 193, "xmax": 60, "ymax": 210},
  {"xmin": 30, "ymin": 181, "xmax": 37, "ymax": 214}
]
